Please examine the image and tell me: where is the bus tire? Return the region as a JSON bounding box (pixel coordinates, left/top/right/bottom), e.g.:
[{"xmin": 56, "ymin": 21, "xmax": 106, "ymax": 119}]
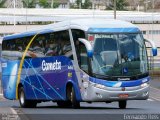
[
  {"xmin": 28, "ymin": 100, "xmax": 37, "ymax": 108},
  {"xmin": 18, "ymin": 87, "xmax": 37, "ymax": 108},
  {"xmin": 57, "ymin": 101, "xmax": 71, "ymax": 108},
  {"xmin": 57, "ymin": 101, "xmax": 65, "ymax": 108},
  {"xmin": 70, "ymin": 87, "xmax": 80, "ymax": 109},
  {"xmin": 118, "ymin": 100, "xmax": 127, "ymax": 109}
]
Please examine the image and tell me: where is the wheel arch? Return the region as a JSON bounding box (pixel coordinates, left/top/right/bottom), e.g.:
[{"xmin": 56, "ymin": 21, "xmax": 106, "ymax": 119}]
[{"xmin": 65, "ymin": 81, "xmax": 82, "ymax": 101}]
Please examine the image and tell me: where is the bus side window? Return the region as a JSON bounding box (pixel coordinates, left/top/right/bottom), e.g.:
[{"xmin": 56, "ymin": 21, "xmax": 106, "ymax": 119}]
[
  {"xmin": 2, "ymin": 41, "xmax": 8, "ymax": 51},
  {"xmin": 45, "ymin": 32, "xmax": 62, "ymax": 56},
  {"xmin": 28, "ymin": 35, "xmax": 45, "ymax": 58},
  {"xmin": 2, "ymin": 41, "xmax": 10, "ymax": 60},
  {"xmin": 2, "ymin": 40, "xmax": 17, "ymax": 60},
  {"xmin": 46, "ymin": 30, "xmax": 73, "ymax": 59},
  {"xmin": 61, "ymin": 30, "xmax": 73, "ymax": 60}
]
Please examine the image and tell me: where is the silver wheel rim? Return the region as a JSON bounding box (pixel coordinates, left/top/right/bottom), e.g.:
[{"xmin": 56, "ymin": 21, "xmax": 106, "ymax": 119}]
[{"xmin": 20, "ymin": 91, "xmax": 25, "ymax": 105}]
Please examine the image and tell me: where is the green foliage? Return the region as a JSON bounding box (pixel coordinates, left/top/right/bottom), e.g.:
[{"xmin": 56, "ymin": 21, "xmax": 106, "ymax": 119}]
[
  {"xmin": 39, "ymin": 0, "xmax": 49, "ymax": 8},
  {"xmin": 22, "ymin": 0, "xmax": 36, "ymax": 8},
  {"xmin": 82, "ymin": 0, "xmax": 92, "ymax": 9},
  {"xmin": 0, "ymin": 0, "xmax": 6, "ymax": 8},
  {"xmin": 74, "ymin": 0, "xmax": 91, "ymax": 9},
  {"xmin": 51, "ymin": 0, "xmax": 60, "ymax": 8},
  {"xmin": 74, "ymin": 0, "xmax": 81, "ymax": 8},
  {"xmin": 107, "ymin": 0, "xmax": 127, "ymax": 11},
  {"xmin": 76, "ymin": 0, "xmax": 81, "ymax": 7},
  {"xmin": 116, "ymin": 0, "xmax": 127, "ymax": 10}
]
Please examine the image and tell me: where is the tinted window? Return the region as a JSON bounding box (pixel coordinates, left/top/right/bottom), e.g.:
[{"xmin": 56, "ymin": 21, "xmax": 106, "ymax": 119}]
[
  {"xmin": 2, "ymin": 30, "xmax": 73, "ymax": 60},
  {"xmin": 44, "ymin": 30, "xmax": 72, "ymax": 59},
  {"xmin": 2, "ymin": 38, "xmax": 28, "ymax": 60},
  {"xmin": 28, "ymin": 35, "xmax": 46, "ymax": 58}
]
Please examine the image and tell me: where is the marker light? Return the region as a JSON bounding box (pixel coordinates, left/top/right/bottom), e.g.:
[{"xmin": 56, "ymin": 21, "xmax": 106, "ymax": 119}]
[{"xmin": 88, "ymin": 35, "xmax": 94, "ymax": 41}]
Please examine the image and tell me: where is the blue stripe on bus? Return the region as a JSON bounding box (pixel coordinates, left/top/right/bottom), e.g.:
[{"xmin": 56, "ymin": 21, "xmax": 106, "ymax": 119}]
[
  {"xmin": 3, "ymin": 29, "xmax": 54, "ymax": 40},
  {"xmin": 89, "ymin": 76, "xmax": 150, "ymax": 87},
  {"xmin": 88, "ymin": 27, "xmax": 140, "ymax": 33}
]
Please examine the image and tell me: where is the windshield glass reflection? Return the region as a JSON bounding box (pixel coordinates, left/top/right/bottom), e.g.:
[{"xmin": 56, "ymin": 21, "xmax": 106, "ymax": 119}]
[{"xmin": 90, "ymin": 33, "xmax": 148, "ymax": 78}]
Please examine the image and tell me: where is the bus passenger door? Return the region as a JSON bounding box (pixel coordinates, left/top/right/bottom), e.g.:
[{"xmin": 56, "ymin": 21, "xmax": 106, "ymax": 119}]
[{"xmin": 71, "ymin": 29, "xmax": 90, "ymax": 101}]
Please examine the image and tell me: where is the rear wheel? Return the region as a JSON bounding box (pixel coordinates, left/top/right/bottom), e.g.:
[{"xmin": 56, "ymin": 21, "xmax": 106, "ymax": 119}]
[
  {"xmin": 18, "ymin": 87, "xmax": 37, "ymax": 108},
  {"xmin": 118, "ymin": 100, "xmax": 127, "ymax": 109}
]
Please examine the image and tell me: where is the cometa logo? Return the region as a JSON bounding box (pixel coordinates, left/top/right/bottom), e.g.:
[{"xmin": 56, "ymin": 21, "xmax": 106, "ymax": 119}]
[{"xmin": 42, "ymin": 60, "xmax": 61, "ymax": 71}]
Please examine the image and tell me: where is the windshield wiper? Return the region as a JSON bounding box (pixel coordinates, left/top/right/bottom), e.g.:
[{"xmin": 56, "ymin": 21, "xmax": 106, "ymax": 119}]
[{"xmin": 92, "ymin": 73, "xmax": 112, "ymax": 80}]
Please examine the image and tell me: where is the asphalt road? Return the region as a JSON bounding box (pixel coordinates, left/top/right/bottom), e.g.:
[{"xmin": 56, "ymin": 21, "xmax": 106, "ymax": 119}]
[
  {"xmin": 0, "ymin": 98, "xmax": 160, "ymax": 120},
  {"xmin": 0, "ymin": 77, "xmax": 160, "ymax": 120}
]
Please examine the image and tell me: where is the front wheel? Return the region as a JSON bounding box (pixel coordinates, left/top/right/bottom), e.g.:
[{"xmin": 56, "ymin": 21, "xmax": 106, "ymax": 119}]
[
  {"xmin": 18, "ymin": 87, "xmax": 37, "ymax": 108},
  {"xmin": 118, "ymin": 100, "xmax": 127, "ymax": 109},
  {"xmin": 57, "ymin": 101, "xmax": 71, "ymax": 108},
  {"xmin": 71, "ymin": 87, "xmax": 80, "ymax": 108}
]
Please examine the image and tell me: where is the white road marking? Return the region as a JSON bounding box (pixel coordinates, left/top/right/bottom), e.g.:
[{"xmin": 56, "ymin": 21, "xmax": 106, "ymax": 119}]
[
  {"xmin": 10, "ymin": 108, "xmax": 21, "ymax": 120},
  {"xmin": 10, "ymin": 108, "xmax": 17, "ymax": 114},
  {"xmin": 150, "ymin": 97, "xmax": 160, "ymax": 101},
  {"xmin": 150, "ymin": 86, "xmax": 160, "ymax": 91},
  {"xmin": 148, "ymin": 99, "xmax": 154, "ymax": 101},
  {"xmin": 150, "ymin": 87, "xmax": 160, "ymax": 101}
]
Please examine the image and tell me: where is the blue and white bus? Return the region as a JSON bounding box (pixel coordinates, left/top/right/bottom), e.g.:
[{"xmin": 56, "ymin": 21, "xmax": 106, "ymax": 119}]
[{"xmin": 1, "ymin": 19, "xmax": 157, "ymax": 109}]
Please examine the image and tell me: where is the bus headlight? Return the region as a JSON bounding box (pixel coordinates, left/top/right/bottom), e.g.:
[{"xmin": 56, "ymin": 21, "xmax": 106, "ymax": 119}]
[
  {"xmin": 141, "ymin": 82, "xmax": 149, "ymax": 88},
  {"xmin": 94, "ymin": 84, "xmax": 106, "ymax": 89}
]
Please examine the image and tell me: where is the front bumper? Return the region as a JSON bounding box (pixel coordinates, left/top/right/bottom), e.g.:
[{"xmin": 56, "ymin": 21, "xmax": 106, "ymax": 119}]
[{"xmin": 83, "ymin": 82, "xmax": 149, "ymax": 102}]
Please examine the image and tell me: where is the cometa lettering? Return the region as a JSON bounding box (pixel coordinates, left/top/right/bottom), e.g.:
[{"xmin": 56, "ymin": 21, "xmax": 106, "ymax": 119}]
[{"xmin": 42, "ymin": 60, "xmax": 61, "ymax": 71}]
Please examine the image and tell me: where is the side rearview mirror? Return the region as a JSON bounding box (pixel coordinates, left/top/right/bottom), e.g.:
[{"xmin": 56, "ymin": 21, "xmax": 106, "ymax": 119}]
[
  {"xmin": 78, "ymin": 38, "xmax": 93, "ymax": 58},
  {"xmin": 145, "ymin": 39, "xmax": 157, "ymax": 56},
  {"xmin": 152, "ymin": 48, "xmax": 157, "ymax": 56}
]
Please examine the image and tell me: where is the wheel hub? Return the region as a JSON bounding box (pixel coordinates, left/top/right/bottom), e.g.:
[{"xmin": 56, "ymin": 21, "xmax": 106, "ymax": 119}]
[{"xmin": 20, "ymin": 91, "xmax": 25, "ymax": 105}]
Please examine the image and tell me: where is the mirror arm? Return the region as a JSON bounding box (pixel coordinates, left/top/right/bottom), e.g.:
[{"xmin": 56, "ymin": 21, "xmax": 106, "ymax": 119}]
[
  {"xmin": 145, "ymin": 39, "xmax": 157, "ymax": 56},
  {"xmin": 78, "ymin": 38, "xmax": 93, "ymax": 57},
  {"xmin": 145, "ymin": 39, "xmax": 156, "ymax": 49}
]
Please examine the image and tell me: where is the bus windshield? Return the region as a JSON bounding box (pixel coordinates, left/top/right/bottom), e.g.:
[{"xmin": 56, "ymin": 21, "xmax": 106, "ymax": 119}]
[{"xmin": 90, "ymin": 33, "xmax": 148, "ymax": 80}]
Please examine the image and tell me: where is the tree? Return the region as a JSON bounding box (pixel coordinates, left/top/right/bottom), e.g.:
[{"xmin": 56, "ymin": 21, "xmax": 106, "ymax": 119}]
[
  {"xmin": 116, "ymin": 0, "xmax": 128, "ymax": 10},
  {"xmin": 107, "ymin": 0, "xmax": 128, "ymax": 11},
  {"xmin": 39, "ymin": 0, "xmax": 49, "ymax": 8},
  {"xmin": 0, "ymin": 0, "xmax": 6, "ymax": 8},
  {"xmin": 75, "ymin": 0, "xmax": 81, "ymax": 8},
  {"xmin": 82, "ymin": 0, "xmax": 92, "ymax": 9},
  {"xmin": 51, "ymin": 0, "xmax": 60, "ymax": 8},
  {"xmin": 22, "ymin": 0, "xmax": 36, "ymax": 8},
  {"xmin": 74, "ymin": 0, "xmax": 91, "ymax": 9}
]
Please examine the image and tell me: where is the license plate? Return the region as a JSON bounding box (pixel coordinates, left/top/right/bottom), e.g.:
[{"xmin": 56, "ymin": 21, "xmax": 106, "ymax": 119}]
[{"xmin": 119, "ymin": 94, "xmax": 128, "ymax": 98}]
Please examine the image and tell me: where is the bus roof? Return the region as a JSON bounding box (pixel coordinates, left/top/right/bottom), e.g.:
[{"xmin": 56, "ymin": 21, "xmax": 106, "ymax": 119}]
[{"xmin": 3, "ymin": 18, "xmax": 140, "ymax": 41}]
